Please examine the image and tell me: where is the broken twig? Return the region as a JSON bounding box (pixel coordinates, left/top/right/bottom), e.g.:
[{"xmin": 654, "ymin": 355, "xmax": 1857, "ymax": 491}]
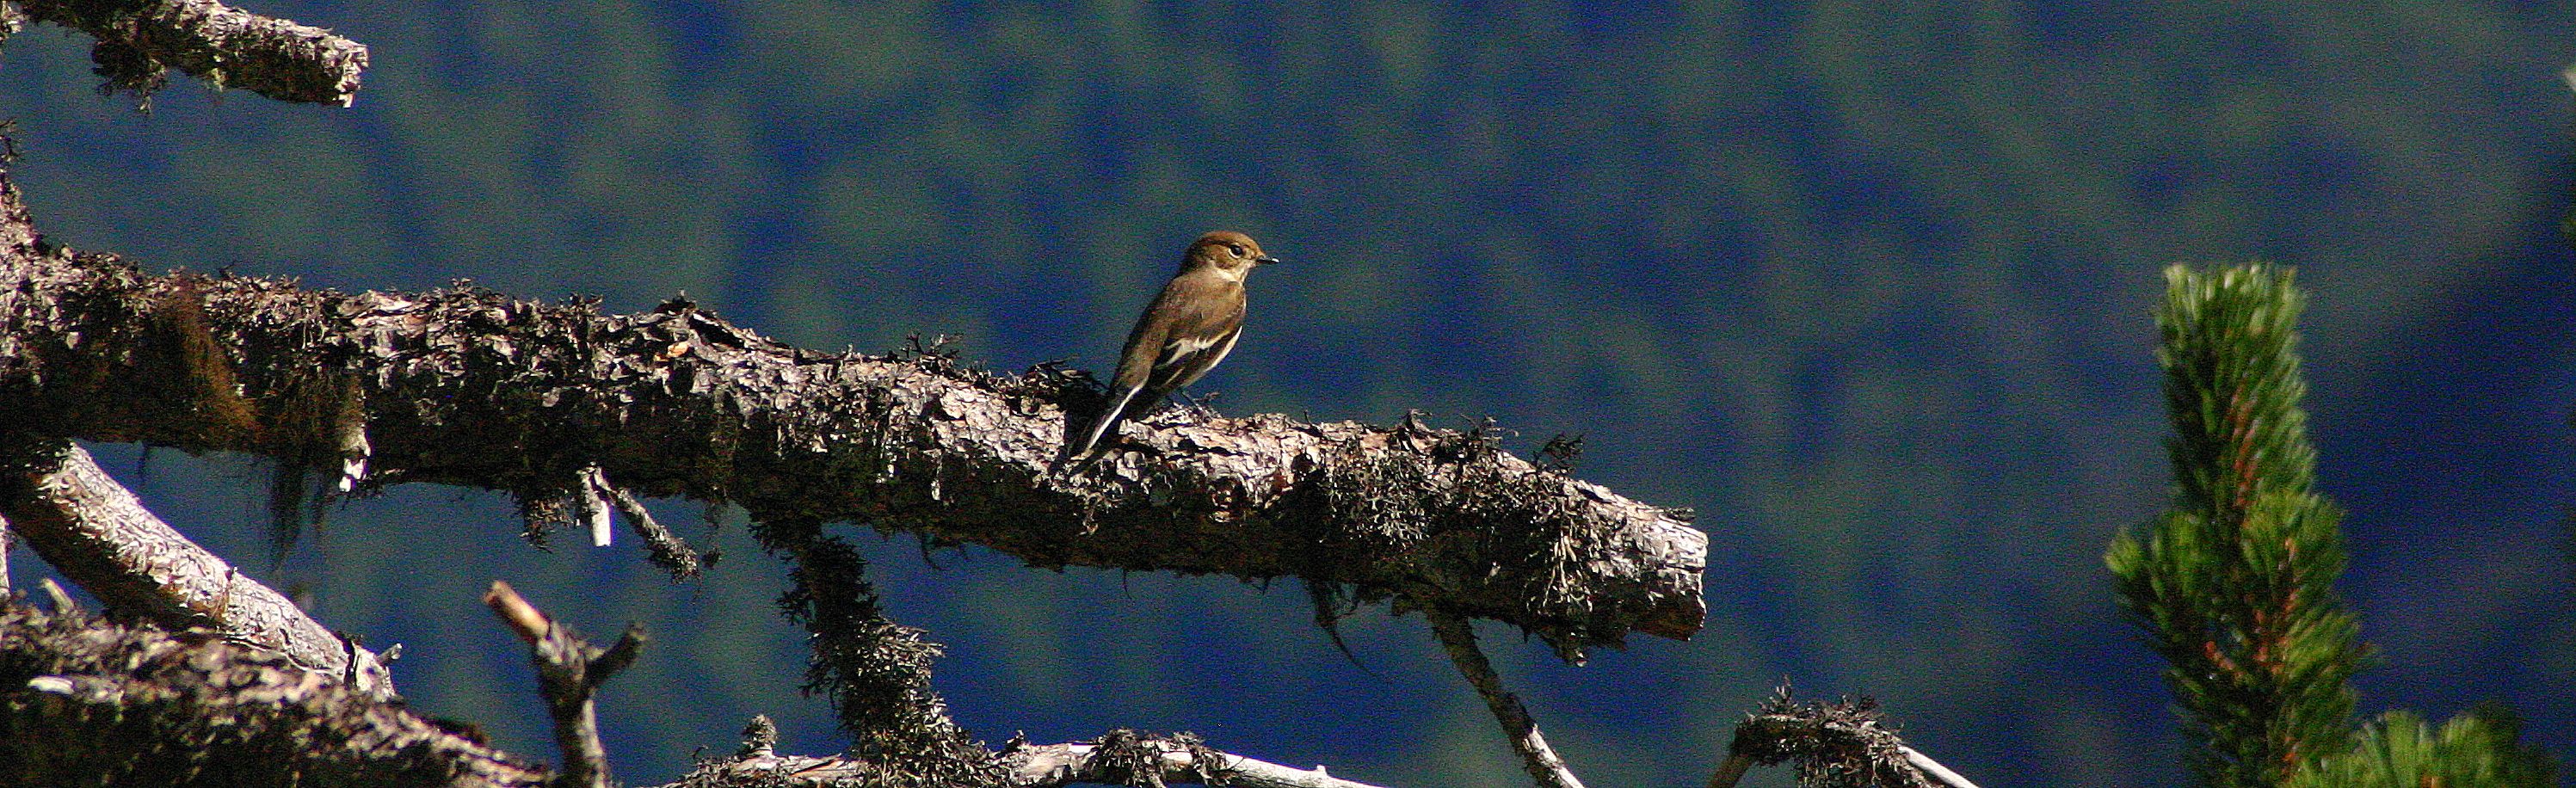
[{"xmin": 484, "ymin": 580, "xmax": 644, "ymax": 788}]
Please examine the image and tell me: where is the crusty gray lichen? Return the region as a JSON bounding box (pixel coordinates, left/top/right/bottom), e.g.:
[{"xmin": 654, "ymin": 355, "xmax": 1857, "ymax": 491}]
[
  {"xmin": 15, "ymin": 0, "xmax": 369, "ymax": 106},
  {"xmin": 0, "ymin": 602, "xmax": 545, "ymax": 787},
  {"xmin": 0, "ymin": 216, "xmax": 1705, "ymax": 660},
  {"xmin": 768, "ymin": 520, "xmax": 1009, "ymax": 788},
  {"xmin": 1730, "ymin": 686, "xmax": 1932, "ymax": 788}
]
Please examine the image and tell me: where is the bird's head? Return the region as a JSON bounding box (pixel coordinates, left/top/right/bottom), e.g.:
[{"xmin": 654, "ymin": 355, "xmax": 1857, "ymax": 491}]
[{"xmin": 1184, "ymin": 231, "xmax": 1280, "ymax": 280}]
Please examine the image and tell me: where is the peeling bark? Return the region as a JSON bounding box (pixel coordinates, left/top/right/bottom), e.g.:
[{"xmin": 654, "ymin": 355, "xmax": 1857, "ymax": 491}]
[
  {"xmin": 659, "ymin": 726, "xmax": 1390, "ymax": 788},
  {"xmin": 0, "ymin": 161, "xmax": 1706, "ymax": 660},
  {"xmin": 0, "ymin": 602, "xmax": 545, "ymax": 788},
  {"xmin": 14, "ymin": 0, "xmax": 370, "ymax": 105},
  {"xmin": 0, "ymin": 438, "xmax": 397, "ymax": 697}
]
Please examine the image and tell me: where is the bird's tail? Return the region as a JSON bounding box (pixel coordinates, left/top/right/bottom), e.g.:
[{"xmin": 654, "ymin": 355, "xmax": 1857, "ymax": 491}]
[{"xmin": 1069, "ymin": 385, "xmax": 1143, "ymax": 458}]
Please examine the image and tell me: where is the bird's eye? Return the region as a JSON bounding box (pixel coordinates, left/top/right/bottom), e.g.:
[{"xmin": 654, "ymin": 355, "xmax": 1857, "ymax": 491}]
[{"xmin": 1228, "ymin": 244, "xmax": 1247, "ymax": 257}]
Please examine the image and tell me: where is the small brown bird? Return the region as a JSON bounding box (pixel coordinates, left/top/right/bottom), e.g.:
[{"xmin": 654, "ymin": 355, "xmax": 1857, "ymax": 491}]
[{"xmin": 1070, "ymin": 231, "xmax": 1281, "ymax": 456}]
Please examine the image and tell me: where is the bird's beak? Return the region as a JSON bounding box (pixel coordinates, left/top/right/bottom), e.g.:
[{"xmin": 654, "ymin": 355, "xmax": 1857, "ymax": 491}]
[{"xmin": 1255, "ymin": 255, "xmax": 1281, "ymax": 266}]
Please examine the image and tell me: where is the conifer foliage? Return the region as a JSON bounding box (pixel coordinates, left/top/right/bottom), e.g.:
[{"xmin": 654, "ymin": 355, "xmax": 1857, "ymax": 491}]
[
  {"xmin": 2108, "ymin": 264, "xmax": 2360, "ymax": 788},
  {"xmin": 2287, "ymin": 711, "xmax": 2554, "ymax": 788},
  {"xmin": 2109, "ymin": 264, "xmax": 2552, "ymax": 788}
]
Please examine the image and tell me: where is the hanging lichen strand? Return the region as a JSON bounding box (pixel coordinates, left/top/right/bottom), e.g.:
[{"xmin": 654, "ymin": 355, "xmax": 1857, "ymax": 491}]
[{"xmin": 2107, "ymin": 264, "xmax": 2360, "ymax": 788}]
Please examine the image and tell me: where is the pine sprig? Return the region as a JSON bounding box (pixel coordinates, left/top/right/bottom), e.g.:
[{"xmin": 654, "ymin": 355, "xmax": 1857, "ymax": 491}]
[
  {"xmin": 2289, "ymin": 710, "xmax": 2557, "ymax": 788},
  {"xmin": 2108, "ymin": 264, "xmax": 2360, "ymax": 788}
]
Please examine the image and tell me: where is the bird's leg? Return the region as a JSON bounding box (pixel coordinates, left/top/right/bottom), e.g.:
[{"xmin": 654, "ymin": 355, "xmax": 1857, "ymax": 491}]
[{"xmin": 1175, "ymin": 389, "xmax": 1223, "ymax": 418}]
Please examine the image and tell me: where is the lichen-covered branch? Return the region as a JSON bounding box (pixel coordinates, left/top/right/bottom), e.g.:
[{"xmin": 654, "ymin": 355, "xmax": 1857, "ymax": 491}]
[
  {"xmin": 1710, "ymin": 686, "xmax": 1980, "ymax": 788},
  {"xmin": 0, "ymin": 602, "xmax": 546, "ymax": 787},
  {"xmin": 600, "ymin": 472, "xmax": 710, "ymax": 576},
  {"xmin": 12, "ymin": 0, "xmax": 370, "ymax": 105},
  {"xmin": 764, "ymin": 518, "xmax": 1008, "ymax": 788},
  {"xmin": 0, "ymin": 163, "xmax": 1705, "ymax": 661},
  {"xmin": 658, "ymin": 725, "xmax": 1391, "ymax": 788},
  {"xmin": 1003, "ymin": 730, "xmax": 1390, "ymax": 788},
  {"xmin": 0, "ymin": 437, "xmax": 396, "ymax": 697}
]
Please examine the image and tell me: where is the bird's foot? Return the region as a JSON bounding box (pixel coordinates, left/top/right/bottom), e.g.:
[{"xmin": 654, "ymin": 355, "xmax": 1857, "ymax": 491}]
[{"xmin": 1176, "ymin": 389, "xmax": 1222, "ymax": 419}]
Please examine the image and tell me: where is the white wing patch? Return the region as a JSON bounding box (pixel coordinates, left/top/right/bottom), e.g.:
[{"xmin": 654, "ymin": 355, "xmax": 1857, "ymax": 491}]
[
  {"xmin": 1199, "ymin": 329, "xmax": 1241, "ymax": 370},
  {"xmin": 1170, "ymin": 329, "xmax": 1242, "ymax": 389},
  {"xmin": 1156, "ymin": 334, "xmax": 1220, "ymax": 369}
]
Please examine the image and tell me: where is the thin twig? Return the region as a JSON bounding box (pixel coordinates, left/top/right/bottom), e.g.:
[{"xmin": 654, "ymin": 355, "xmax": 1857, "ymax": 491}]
[
  {"xmin": 484, "ymin": 580, "xmax": 646, "ymax": 788},
  {"xmin": 1426, "ymin": 606, "xmax": 1587, "ymax": 788},
  {"xmin": 486, "ymin": 580, "xmax": 549, "ymax": 641},
  {"xmin": 600, "ymin": 476, "xmax": 706, "ymax": 578},
  {"xmin": 37, "ymin": 576, "xmax": 76, "ymax": 613}
]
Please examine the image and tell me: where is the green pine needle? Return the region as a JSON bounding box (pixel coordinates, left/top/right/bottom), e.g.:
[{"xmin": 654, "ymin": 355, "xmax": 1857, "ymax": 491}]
[
  {"xmin": 2109, "ymin": 263, "xmax": 2359, "ymax": 788},
  {"xmin": 2289, "ymin": 710, "xmax": 2556, "ymax": 788}
]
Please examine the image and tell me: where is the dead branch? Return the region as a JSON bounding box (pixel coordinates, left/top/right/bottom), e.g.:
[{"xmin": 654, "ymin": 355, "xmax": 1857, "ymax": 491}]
[
  {"xmin": 0, "ymin": 437, "xmax": 396, "ymax": 698},
  {"xmin": 484, "ymin": 580, "xmax": 644, "ymax": 788},
  {"xmin": 36, "ymin": 576, "xmax": 77, "ymax": 613},
  {"xmin": 1900, "ymin": 750, "xmax": 1979, "ymax": 788},
  {"xmin": 1710, "ymin": 686, "xmax": 1980, "ymax": 788},
  {"xmin": 13, "ymin": 0, "xmax": 369, "ymax": 105},
  {"xmin": 1427, "ymin": 606, "xmax": 1587, "ymax": 788},
  {"xmin": 576, "ymin": 463, "xmax": 712, "ymax": 575},
  {"xmin": 0, "ymin": 600, "xmax": 545, "ymax": 787},
  {"xmin": 765, "ymin": 520, "xmax": 1011, "ymax": 787},
  {"xmin": 0, "ymin": 162, "xmax": 1706, "ymax": 663},
  {"xmin": 1004, "ymin": 730, "xmax": 1392, "ymax": 788},
  {"xmin": 602, "ymin": 476, "xmax": 709, "ymax": 576},
  {"xmin": 658, "ymin": 724, "xmax": 1392, "ymax": 788}
]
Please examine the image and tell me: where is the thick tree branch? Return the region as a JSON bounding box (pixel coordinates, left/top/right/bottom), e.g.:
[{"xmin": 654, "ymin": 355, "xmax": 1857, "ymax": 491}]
[
  {"xmin": 12, "ymin": 0, "xmax": 369, "ymax": 105},
  {"xmin": 0, "ymin": 163, "xmax": 1705, "ymax": 662},
  {"xmin": 0, "ymin": 436, "xmax": 396, "ymax": 697},
  {"xmin": 659, "ymin": 725, "xmax": 1391, "ymax": 788},
  {"xmin": 0, "ymin": 601, "xmax": 546, "ymax": 787},
  {"xmin": 1003, "ymin": 731, "xmax": 1390, "ymax": 788}
]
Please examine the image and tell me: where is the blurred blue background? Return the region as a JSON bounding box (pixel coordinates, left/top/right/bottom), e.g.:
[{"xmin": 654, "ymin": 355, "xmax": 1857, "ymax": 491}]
[{"xmin": 3, "ymin": 2, "xmax": 2572, "ymax": 785}]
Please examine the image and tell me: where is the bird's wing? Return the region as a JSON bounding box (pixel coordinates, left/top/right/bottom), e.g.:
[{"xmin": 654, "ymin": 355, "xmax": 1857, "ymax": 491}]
[
  {"xmin": 1082, "ymin": 268, "xmax": 1248, "ymax": 457},
  {"xmin": 1115, "ymin": 270, "xmax": 1245, "ymax": 391},
  {"xmin": 1155, "ymin": 323, "xmax": 1241, "ymax": 391},
  {"xmin": 1111, "ymin": 312, "xmax": 1168, "ymax": 391}
]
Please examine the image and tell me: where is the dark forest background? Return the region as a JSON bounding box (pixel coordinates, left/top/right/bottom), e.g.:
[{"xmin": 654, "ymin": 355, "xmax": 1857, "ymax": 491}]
[{"xmin": 2, "ymin": 3, "xmax": 2571, "ymax": 786}]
